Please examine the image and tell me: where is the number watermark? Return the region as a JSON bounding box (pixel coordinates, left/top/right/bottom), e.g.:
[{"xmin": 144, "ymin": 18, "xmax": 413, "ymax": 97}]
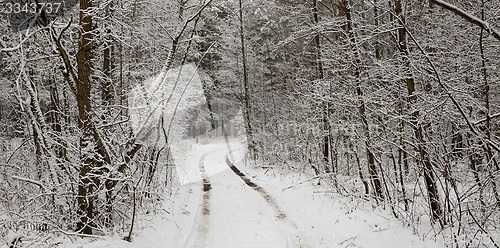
[
  {"xmin": 1, "ymin": 0, "xmax": 78, "ymax": 32},
  {"xmin": 0, "ymin": 2, "xmax": 61, "ymax": 14}
]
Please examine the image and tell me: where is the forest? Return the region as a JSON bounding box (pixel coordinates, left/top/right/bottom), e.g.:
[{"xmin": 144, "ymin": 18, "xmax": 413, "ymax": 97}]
[{"xmin": 0, "ymin": 0, "xmax": 499, "ymax": 247}]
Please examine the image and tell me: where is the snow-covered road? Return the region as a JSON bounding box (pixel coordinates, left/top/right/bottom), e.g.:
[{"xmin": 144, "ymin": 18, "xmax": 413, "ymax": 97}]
[
  {"xmin": 175, "ymin": 140, "xmax": 442, "ymax": 248},
  {"xmin": 182, "ymin": 147, "xmax": 308, "ymax": 248},
  {"xmin": 60, "ymin": 139, "xmax": 444, "ymax": 248}
]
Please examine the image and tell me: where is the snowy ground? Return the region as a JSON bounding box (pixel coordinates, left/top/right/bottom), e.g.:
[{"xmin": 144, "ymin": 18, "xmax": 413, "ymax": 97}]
[{"xmin": 3, "ymin": 138, "xmax": 445, "ymax": 248}]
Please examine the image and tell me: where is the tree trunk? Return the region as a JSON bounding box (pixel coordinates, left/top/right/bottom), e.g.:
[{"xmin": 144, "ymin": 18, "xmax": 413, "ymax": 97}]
[
  {"xmin": 373, "ymin": 0, "xmax": 382, "ymax": 59},
  {"xmin": 312, "ymin": 0, "xmax": 332, "ymax": 171},
  {"xmin": 395, "ymin": 0, "xmax": 444, "ymax": 226},
  {"xmin": 49, "ymin": 82, "xmax": 68, "ymax": 161},
  {"xmin": 397, "ymin": 98, "xmax": 409, "ymax": 211},
  {"xmin": 343, "ymin": 0, "xmax": 384, "ymax": 200},
  {"xmin": 76, "ymin": 0, "xmax": 97, "ymax": 234},
  {"xmin": 354, "ymin": 145, "xmax": 370, "ymax": 195},
  {"xmin": 478, "ymin": 0, "xmax": 500, "ymax": 207},
  {"xmin": 238, "ymin": 0, "xmax": 256, "ymax": 158},
  {"xmin": 102, "ymin": 43, "xmax": 114, "ymax": 105}
]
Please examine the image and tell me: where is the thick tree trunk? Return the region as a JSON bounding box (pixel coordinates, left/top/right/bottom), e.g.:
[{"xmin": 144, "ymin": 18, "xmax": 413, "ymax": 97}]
[{"xmin": 76, "ymin": 0, "xmax": 97, "ymax": 234}]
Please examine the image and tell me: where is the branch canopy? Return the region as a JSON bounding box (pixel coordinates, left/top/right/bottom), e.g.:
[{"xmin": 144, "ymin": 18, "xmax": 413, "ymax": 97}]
[{"xmin": 430, "ymin": 0, "xmax": 500, "ymax": 41}]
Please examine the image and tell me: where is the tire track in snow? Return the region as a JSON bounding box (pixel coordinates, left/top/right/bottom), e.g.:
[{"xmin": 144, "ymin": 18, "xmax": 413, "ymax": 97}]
[
  {"xmin": 225, "ymin": 156, "xmax": 310, "ymax": 248},
  {"xmin": 182, "ymin": 149, "xmax": 217, "ymax": 248},
  {"xmin": 200, "ymin": 157, "xmax": 211, "ymax": 217}
]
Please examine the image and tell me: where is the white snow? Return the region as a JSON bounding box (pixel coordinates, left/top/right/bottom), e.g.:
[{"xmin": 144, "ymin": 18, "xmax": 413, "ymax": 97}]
[
  {"xmin": 12, "ymin": 138, "xmax": 444, "ymax": 248},
  {"xmin": 5, "ymin": 230, "xmax": 22, "ymax": 247},
  {"xmin": 229, "ymin": 149, "xmax": 442, "ymax": 248}
]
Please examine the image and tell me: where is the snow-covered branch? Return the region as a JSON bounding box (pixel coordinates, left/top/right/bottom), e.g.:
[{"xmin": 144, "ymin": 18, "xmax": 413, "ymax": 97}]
[
  {"xmin": 474, "ymin": 112, "xmax": 500, "ymax": 125},
  {"xmin": 430, "ymin": 0, "xmax": 500, "ymax": 41},
  {"xmin": 50, "ymin": 18, "xmax": 78, "ymax": 97},
  {"xmin": 0, "ymin": 28, "xmax": 45, "ymax": 53},
  {"xmin": 12, "ymin": 176, "xmax": 48, "ymax": 192}
]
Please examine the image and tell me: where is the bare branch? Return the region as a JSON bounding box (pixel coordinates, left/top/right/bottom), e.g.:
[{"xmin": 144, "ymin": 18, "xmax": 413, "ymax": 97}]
[
  {"xmin": 186, "ymin": 0, "xmax": 213, "ymax": 24},
  {"xmin": 96, "ymin": 117, "xmax": 130, "ymax": 129},
  {"xmin": 474, "ymin": 112, "xmax": 500, "ymax": 125},
  {"xmin": 282, "ymin": 173, "xmax": 336, "ymax": 191},
  {"xmin": 176, "ymin": 0, "xmax": 213, "ymax": 39},
  {"xmin": 12, "ymin": 176, "xmax": 48, "ymax": 192},
  {"xmin": 0, "ymin": 28, "xmax": 45, "ymax": 52},
  {"xmin": 50, "ymin": 18, "xmax": 78, "ymax": 97},
  {"xmin": 430, "ymin": 0, "xmax": 500, "ymax": 41},
  {"xmin": 153, "ymin": 18, "xmax": 174, "ymax": 40}
]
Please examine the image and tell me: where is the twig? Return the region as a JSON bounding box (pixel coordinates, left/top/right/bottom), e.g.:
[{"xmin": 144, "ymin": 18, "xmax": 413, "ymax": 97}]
[
  {"xmin": 11, "ymin": 176, "xmax": 48, "ymax": 192},
  {"xmin": 96, "ymin": 117, "xmax": 130, "ymax": 129},
  {"xmin": 0, "ymin": 28, "xmax": 44, "ymax": 52},
  {"xmin": 50, "ymin": 17, "xmax": 78, "ymax": 97},
  {"xmin": 474, "ymin": 112, "xmax": 500, "ymax": 125},
  {"xmin": 468, "ymin": 208, "xmax": 499, "ymax": 248},
  {"xmin": 430, "ymin": 0, "xmax": 500, "ymax": 41},
  {"xmin": 52, "ymin": 228, "xmax": 106, "ymax": 239},
  {"xmin": 6, "ymin": 138, "xmax": 30, "ymax": 165},
  {"xmin": 282, "ymin": 172, "xmax": 336, "ymax": 191}
]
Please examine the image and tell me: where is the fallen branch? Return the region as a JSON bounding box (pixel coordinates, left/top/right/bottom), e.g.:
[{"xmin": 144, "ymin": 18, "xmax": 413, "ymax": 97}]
[
  {"xmin": 282, "ymin": 172, "xmax": 336, "ymax": 192},
  {"xmin": 52, "ymin": 228, "xmax": 107, "ymax": 239}
]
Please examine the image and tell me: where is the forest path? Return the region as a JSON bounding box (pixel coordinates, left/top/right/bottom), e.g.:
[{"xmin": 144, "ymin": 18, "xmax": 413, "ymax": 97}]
[
  {"xmin": 58, "ymin": 139, "xmax": 444, "ymax": 248},
  {"xmin": 176, "ymin": 139, "xmax": 443, "ymax": 248},
  {"xmin": 182, "ymin": 144, "xmax": 309, "ymax": 248}
]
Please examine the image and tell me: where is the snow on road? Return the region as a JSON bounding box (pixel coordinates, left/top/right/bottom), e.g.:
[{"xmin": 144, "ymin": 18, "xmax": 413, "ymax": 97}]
[
  {"xmin": 173, "ymin": 139, "xmax": 442, "ymax": 248},
  {"xmin": 189, "ymin": 146, "xmax": 308, "ymax": 248},
  {"xmin": 54, "ymin": 138, "xmax": 443, "ymax": 248},
  {"xmin": 228, "ymin": 147, "xmax": 442, "ymax": 248}
]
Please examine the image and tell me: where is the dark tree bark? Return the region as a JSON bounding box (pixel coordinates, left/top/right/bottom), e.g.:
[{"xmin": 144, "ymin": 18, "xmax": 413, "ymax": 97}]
[
  {"xmin": 49, "ymin": 82, "xmax": 68, "ymax": 161},
  {"xmin": 102, "ymin": 43, "xmax": 114, "ymax": 105},
  {"xmin": 395, "ymin": 0, "xmax": 444, "ymax": 226},
  {"xmin": 238, "ymin": 0, "xmax": 256, "ymax": 157},
  {"xmin": 312, "ymin": 0, "xmax": 332, "ymax": 171},
  {"xmin": 343, "ymin": 0, "xmax": 384, "ymax": 200},
  {"xmin": 76, "ymin": 0, "xmax": 98, "ymax": 234}
]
